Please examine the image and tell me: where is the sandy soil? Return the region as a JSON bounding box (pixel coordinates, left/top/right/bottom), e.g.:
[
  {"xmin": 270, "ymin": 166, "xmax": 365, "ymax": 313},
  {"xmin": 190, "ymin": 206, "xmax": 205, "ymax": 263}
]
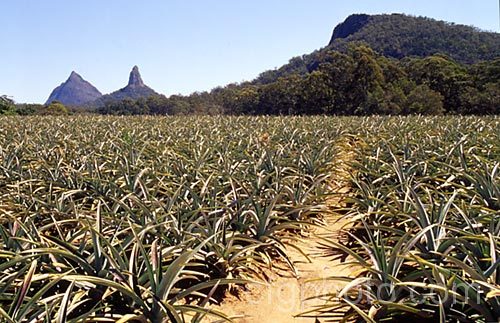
[{"xmin": 204, "ymin": 142, "xmax": 356, "ymax": 323}]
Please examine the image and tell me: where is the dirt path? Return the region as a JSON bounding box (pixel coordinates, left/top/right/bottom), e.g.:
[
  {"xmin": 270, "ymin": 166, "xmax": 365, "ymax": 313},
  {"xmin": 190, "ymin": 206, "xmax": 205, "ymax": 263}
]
[{"xmin": 206, "ymin": 140, "xmax": 356, "ymax": 322}]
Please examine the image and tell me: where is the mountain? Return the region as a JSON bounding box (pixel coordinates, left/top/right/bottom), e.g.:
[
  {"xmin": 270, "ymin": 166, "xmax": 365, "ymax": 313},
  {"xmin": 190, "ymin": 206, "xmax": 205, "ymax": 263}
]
[
  {"xmin": 256, "ymin": 14, "xmax": 500, "ymax": 84},
  {"xmin": 45, "ymin": 72, "xmax": 102, "ymax": 106},
  {"xmin": 46, "ymin": 66, "xmax": 161, "ymax": 107},
  {"xmin": 327, "ymin": 14, "xmax": 500, "ymax": 63},
  {"xmin": 93, "ymin": 66, "xmax": 159, "ymax": 106}
]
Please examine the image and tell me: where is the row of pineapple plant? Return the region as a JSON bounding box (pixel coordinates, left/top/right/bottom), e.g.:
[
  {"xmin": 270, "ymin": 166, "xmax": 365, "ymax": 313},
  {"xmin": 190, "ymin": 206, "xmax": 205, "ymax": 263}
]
[
  {"xmin": 311, "ymin": 116, "xmax": 499, "ymax": 322},
  {"xmin": 0, "ymin": 115, "xmax": 342, "ymax": 322}
]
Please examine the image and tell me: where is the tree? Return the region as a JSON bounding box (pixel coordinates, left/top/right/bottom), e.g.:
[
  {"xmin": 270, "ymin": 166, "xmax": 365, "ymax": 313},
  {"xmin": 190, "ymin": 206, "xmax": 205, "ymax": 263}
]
[
  {"xmin": 257, "ymin": 74, "xmax": 303, "ymax": 115},
  {"xmin": 313, "ymin": 50, "xmax": 355, "ymax": 114},
  {"xmin": 459, "ymin": 84, "xmax": 500, "ymax": 115},
  {"xmin": 348, "ymin": 45, "xmax": 387, "ymax": 115},
  {"xmin": 405, "ymin": 55, "xmax": 469, "ymax": 112},
  {"xmin": 469, "ymin": 58, "xmax": 500, "ymax": 86},
  {"xmin": 300, "ymin": 70, "xmax": 335, "ymax": 114},
  {"xmin": 45, "ymin": 101, "xmax": 69, "ymax": 115},
  {"xmin": 0, "ymin": 95, "xmax": 16, "ymax": 115},
  {"xmin": 406, "ymin": 84, "xmax": 444, "ymax": 115},
  {"xmin": 229, "ymin": 86, "xmax": 260, "ymax": 115},
  {"xmin": 15, "ymin": 103, "xmax": 44, "ymax": 115}
]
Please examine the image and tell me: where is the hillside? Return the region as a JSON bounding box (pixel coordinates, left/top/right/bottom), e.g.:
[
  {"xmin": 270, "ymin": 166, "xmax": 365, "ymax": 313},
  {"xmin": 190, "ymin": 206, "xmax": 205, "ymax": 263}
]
[
  {"xmin": 328, "ymin": 14, "xmax": 499, "ymax": 63},
  {"xmin": 256, "ymin": 13, "xmax": 500, "ymax": 84}
]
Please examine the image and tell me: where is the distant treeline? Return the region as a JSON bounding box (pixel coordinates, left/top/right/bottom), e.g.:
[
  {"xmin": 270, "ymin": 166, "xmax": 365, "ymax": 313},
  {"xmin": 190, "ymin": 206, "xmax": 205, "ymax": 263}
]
[
  {"xmin": 97, "ymin": 45, "xmax": 499, "ymax": 116},
  {"xmin": 0, "ymin": 99, "xmax": 72, "ymax": 116},
  {"xmin": 2, "ymin": 45, "xmax": 498, "ymax": 116}
]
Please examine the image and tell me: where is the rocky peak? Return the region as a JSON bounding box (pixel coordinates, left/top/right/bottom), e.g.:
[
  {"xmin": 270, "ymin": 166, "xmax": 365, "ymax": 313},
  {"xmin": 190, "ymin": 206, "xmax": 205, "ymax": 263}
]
[
  {"xmin": 45, "ymin": 71, "xmax": 102, "ymax": 106},
  {"xmin": 128, "ymin": 65, "xmax": 145, "ymax": 87},
  {"xmin": 67, "ymin": 71, "xmax": 84, "ymax": 82},
  {"xmin": 329, "ymin": 14, "xmax": 371, "ymax": 44},
  {"xmin": 47, "ymin": 66, "xmax": 160, "ymax": 107},
  {"xmin": 91, "ymin": 66, "xmax": 159, "ymax": 106}
]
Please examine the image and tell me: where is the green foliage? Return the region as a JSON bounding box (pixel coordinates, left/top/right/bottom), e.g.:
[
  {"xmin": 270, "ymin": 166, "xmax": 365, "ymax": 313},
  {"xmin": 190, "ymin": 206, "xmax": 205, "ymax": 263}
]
[
  {"xmin": 97, "ymin": 94, "xmax": 222, "ymax": 115},
  {"xmin": 98, "ymin": 98, "xmax": 150, "ymax": 115},
  {"xmin": 307, "ymin": 116, "xmax": 500, "ymax": 322},
  {"xmin": 405, "ymin": 55, "xmax": 469, "ymax": 109},
  {"xmin": 0, "ymin": 115, "xmax": 497, "ymax": 321},
  {"xmin": 255, "ymin": 14, "xmax": 500, "ymax": 86},
  {"xmin": 328, "ymin": 14, "xmax": 500, "ymax": 64},
  {"xmin": 0, "ymin": 115, "xmax": 341, "ymax": 321},
  {"xmin": 406, "ymin": 84, "xmax": 444, "ymax": 115},
  {"xmin": 14, "ymin": 103, "xmax": 45, "ymax": 115},
  {"xmin": 45, "ymin": 101, "xmax": 69, "ymax": 115},
  {"xmin": 0, "ymin": 95, "xmax": 16, "ymax": 115}
]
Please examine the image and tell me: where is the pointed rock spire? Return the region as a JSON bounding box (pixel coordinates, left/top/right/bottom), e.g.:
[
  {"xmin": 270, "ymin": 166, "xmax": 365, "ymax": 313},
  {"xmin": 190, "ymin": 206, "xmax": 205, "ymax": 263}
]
[
  {"xmin": 95, "ymin": 65, "xmax": 158, "ymax": 104},
  {"xmin": 128, "ymin": 65, "xmax": 145, "ymax": 87}
]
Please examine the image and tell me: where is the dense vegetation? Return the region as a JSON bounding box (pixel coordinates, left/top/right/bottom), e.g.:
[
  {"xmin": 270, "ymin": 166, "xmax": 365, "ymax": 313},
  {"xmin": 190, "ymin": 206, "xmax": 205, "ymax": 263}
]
[
  {"xmin": 0, "ymin": 116, "xmax": 340, "ymax": 321},
  {"xmin": 0, "ymin": 116, "xmax": 498, "ymax": 322},
  {"xmin": 0, "ymin": 96, "xmax": 16, "ymax": 115},
  {"xmin": 96, "ymin": 46, "xmax": 499, "ymax": 116},
  {"xmin": 308, "ymin": 116, "xmax": 499, "ymax": 322},
  {"xmin": 1, "ymin": 96, "xmax": 69, "ymax": 116},
  {"xmin": 328, "ymin": 14, "xmax": 500, "ymax": 63},
  {"xmin": 4, "ymin": 101, "xmax": 70, "ymax": 116},
  {"xmin": 257, "ymin": 13, "xmax": 500, "ymax": 83}
]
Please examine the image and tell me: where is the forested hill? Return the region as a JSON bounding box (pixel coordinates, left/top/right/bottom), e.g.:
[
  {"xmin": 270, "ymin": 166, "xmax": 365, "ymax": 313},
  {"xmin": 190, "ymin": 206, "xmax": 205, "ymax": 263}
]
[
  {"xmin": 328, "ymin": 14, "xmax": 499, "ymax": 63},
  {"xmin": 256, "ymin": 14, "xmax": 500, "ymax": 84}
]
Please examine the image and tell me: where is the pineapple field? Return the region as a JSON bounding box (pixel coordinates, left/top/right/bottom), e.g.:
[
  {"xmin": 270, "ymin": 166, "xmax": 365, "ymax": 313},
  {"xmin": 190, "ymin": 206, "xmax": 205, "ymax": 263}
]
[{"xmin": 0, "ymin": 115, "xmax": 498, "ymax": 322}]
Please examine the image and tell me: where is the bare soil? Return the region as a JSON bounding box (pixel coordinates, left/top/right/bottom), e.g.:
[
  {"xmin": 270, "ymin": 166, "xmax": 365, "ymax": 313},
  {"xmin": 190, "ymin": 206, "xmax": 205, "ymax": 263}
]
[{"xmin": 205, "ymin": 142, "xmax": 356, "ymax": 322}]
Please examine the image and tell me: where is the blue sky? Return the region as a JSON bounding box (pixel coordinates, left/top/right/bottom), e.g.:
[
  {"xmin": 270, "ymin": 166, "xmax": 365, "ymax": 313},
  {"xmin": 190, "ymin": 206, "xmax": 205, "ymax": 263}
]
[{"xmin": 1, "ymin": 0, "xmax": 498, "ymax": 103}]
